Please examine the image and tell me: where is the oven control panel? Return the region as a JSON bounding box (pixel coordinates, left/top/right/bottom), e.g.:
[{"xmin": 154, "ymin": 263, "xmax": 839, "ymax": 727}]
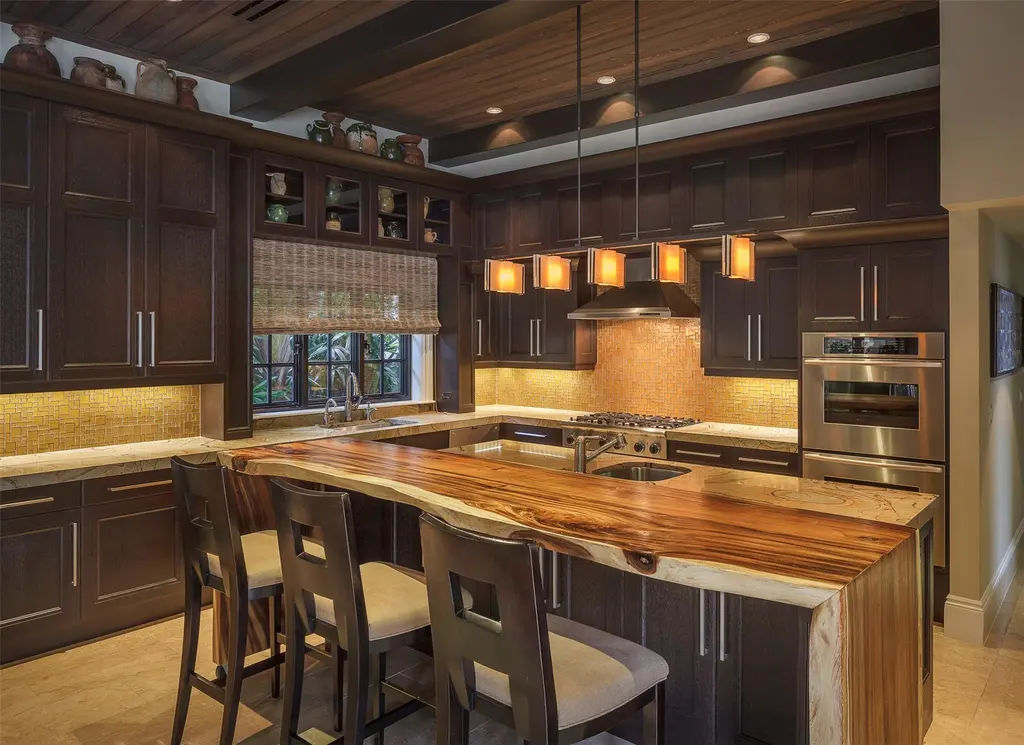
[{"xmin": 560, "ymin": 427, "xmax": 669, "ymax": 460}]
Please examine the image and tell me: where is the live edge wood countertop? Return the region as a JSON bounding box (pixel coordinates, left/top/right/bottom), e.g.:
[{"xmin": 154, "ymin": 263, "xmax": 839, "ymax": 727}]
[{"xmin": 221, "ymin": 436, "xmax": 931, "ymax": 745}]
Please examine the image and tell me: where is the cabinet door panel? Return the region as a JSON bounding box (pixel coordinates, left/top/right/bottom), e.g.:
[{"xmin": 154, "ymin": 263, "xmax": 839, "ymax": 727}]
[
  {"xmin": 798, "ymin": 128, "xmax": 870, "ymax": 226},
  {"xmin": 736, "ymin": 143, "xmax": 797, "ymax": 230},
  {"xmin": 501, "ymin": 269, "xmax": 537, "ymax": 362},
  {"xmin": 756, "ymin": 257, "xmax": 799, "ymax": 372},
  {"xmin": 537, "ymin": 274, "xmax": 580, "ymax": 364},
  {"xmin": 798, "ymin": 246, "xmax": 871, "ymax": 332},
  {"xmin": 473, "ymin": 272, "xmax": 499, "ymax": 363},
  {"xmin": 619, "ymin": 169, "xmax": 675, "ymax": 238},
  {"xmin": 688, "ymin": 158, "xmax": 729, "ymax": 231},
  {"xmin": 871, "ymin": 114, "xmax": 941, "ymax": 220},
  {"xmin": 555, "ymin": 179, "xmax": 604, "ymax": 247},
  {"xmin": 478, "ymin": 194, "xmax": 509, "ymax": 256},
  {"xmin": 513, "ymin": 187, "xmax": 547, "ymax": 251},
  {"xmin": 871, "ymin": 240, "xmax": 948, "ymax": 331},
  {"xmin": 701, "ymin": 262, "xmax": 756, "ymax": 372},
  {"xmin": 0, "ymin": 92, "xmax": 47, "ymax": 387}
]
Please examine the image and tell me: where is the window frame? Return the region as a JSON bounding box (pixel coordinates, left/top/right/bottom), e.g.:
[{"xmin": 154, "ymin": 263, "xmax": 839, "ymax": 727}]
[{"xmin": 252, "ymin": 332, "xmax": 413, "ymax": 412}]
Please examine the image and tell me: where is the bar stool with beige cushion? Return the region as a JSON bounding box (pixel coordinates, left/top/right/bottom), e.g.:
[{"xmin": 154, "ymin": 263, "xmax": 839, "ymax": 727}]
[
  {"xmin": 420, "ymin": 513, "xmax": 668, "ymax": 745},
  {"xmin": 169, "ymin": 457, "xmax": 287, "ymax": 745}
]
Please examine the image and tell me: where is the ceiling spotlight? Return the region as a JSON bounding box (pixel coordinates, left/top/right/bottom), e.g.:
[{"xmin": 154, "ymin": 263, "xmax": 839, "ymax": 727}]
[
  {"xmin": 486, "ymin": 106, "xmax": 503, "ymax": 115},
  {"xmin": 597, "ymin": 75, "xmax": 616, "ymax": 85},
  {"xmin": 746, "ymin": 32, "xmax": 770, "ymax": 44}
]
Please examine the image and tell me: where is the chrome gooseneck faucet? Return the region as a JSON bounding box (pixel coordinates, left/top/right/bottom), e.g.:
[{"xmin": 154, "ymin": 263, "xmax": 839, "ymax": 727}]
[
  {"xmin": 343, "ymin": 371, "xmax": 361, "ymax": 423},
  {"xmin": 573, "ymin": 433, "xmax": 626, "ymax": 474},
  {"xmin": 322, "ymin": 398, "xmax": 338, "ymax": 428}
]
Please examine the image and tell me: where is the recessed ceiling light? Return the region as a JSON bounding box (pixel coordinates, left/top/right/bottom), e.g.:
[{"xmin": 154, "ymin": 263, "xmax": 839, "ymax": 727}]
[
  {"xmin": 597, "ymin": 75, "xmax": 616, "ymax": 85},
  {"xmin": 747, "ymin": 32, "xmax": 770, "ymax": 44},
  {"xmin": 486, "ymin": 106, "xmax": 503, "ymax": 115}
]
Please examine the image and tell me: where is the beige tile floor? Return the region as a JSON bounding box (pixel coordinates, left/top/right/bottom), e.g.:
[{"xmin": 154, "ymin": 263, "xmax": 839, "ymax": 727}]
[{"xmin": 3, "ymin": 578, "xmax": 1024, "ymax": 745}]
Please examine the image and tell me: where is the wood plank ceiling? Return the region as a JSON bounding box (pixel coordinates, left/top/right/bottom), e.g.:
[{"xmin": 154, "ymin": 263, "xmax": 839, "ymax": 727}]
[
  {"xmin": 329, "ymin": 0, "xmax": 935, "ymax": 137},
  {"xmin": 0, "ymin": 0, "xmax": 409, "ymax": 82}
]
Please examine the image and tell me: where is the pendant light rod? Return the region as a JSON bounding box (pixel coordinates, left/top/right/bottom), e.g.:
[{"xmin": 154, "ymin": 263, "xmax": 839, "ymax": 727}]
[
  {"xmin": 633, "ymin": 0, "xmax": 640, "ymax": 241},
  {"xmin": 576, "ymin": 3, "xmax": 582, "ymax": 247}
]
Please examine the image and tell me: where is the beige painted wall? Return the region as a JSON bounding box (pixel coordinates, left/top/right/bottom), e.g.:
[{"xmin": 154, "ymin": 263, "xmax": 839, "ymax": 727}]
[{"xmin": 940, "ymin": 0, "xmax": 1024, "ymax": 211}]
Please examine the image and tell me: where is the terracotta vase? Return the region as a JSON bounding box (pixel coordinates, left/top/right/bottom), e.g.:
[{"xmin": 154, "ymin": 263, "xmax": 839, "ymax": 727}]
[
  {"xmin": 103, "ymin": 64, "xmax": 126, "ymax": 92},
  {"xmin": 424, "ymin": 228, "xmax": 438, "ymax": 244},
  {"xmin": 322, "ymin": 112, "xmax": 346, "ymax": 147},
  {"xmin": 346, "ymin": 123, "xmax": 378, "ymax": 155},
  {"xmin": 71, "ymin": 57, "xmax": 107, "ymax": 88},
  {"xmin": 397, "ymin": 134, "xmax": 425, "ymax": 167},
  {"xmin": 4, "ymin": 23, "xmax": 61, "ymax": 77},
  {"xmin": 175, "ymin": 77, "xmax": 200, "ymax": 111},
  {"xmin": 135, "ymin": 58, "xmax": 177, "ymax": 104}
]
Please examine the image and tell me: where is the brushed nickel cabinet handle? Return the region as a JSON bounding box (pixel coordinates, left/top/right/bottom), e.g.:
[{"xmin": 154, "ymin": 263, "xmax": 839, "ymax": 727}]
[
  {"xmin": 699, "ymin": 588, "xmax": 708, "ymax": 657},
  {"xmin": 859, "ymin": 267, "xmax": 865, "ymax": 322},
  {"xmin": 536, "ymin": 318, "xmax": 543, "ymax": 357},
  {"xmin": 757, "ymin": 314, "xmax": 762, "ymax": 362},
  {"xmin": 738, "ymin": 456, "xmax": 790, "ymax": 467},
  {"xmin": 106, "ymin": 478, "xmax": 173, "ymax": 493},
  {"xmin": 149, "ymin": 311, "xmax": 156, "ymax": 367},
  {"xmin": 476, "ymin": 319, "xmax": 482, "ymax": 357},
  {"xmin": 746, "ymin": 315, "xmax": 752, "ymax": 361},
  {"xmin": 514, "ymin": 431, "xmax": 548, "ymax": 439},
  {"xmin": 873, "ymin": 265, "xmax": 879, "ymax": 322},
  {"xmin": 551, "ymin": 551, "xmax": 561, "ymax": 610},
  {"xmin": 0, "ymin": 496, "xmax": 55, "ymax": 511},
  {"xmin": 36, "ymin": 309, "xmax": 44, "ymax": 371},
  {"xmin": 673, "ymin": 449, "xmax": 722, "ymax": 459},
  {"xmin": 529, "ymin": 319, "xmax": 535, "ymax": 357},
  {"xmin": 71, "ymin": 521, "xmax": 79, "ymax": 588},
  {"xmin": 718, "ymin": 591, "xmax": 727, "ymax": 662},
  {"xmin": 136, "ymin": 312, "xmax": 144, "ymax": 368}
]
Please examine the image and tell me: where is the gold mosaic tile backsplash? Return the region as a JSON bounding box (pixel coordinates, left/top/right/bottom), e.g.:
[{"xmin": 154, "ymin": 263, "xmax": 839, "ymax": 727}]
[
  {"xmin": 1, "ymin": 386, "xmax": 201, "ymax": 456},
  {"xmin": 475, "ymin": 319, "xmax": 798, "ymax": 428}
]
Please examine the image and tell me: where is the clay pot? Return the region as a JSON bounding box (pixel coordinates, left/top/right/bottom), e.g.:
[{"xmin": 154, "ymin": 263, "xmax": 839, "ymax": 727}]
[
  {"xmin": 322, "ymin": 112, "xmax": 346, "ymax": 147},
  {"xmin": 384, "ymin": 220, "xmax": 405, "ymax": 240},
  {"xmin": 268, "ymin": 172, "xmax": 287, "ymax": 196},
  {"xmin": 325, "ymin": 210, "xmax": 342, "ymax": 232},
  {"xmin": 378, "ymin": 186, "xmax": 395, "ymax": 214},
  {"xmin": 135, "ymin": 58, "xmax": 177, "ymax": 104},
  {"xmin": 103, "ymin": 64, "xmax": 126, "ymax": 92},
  {"xmin": 346, "ymin": 122, "xmax": 378, "ymax": 155},
  {"xmin": 379, "ymin": 138, "xmax": 403, "ymax": 161},
  {"xmin": 4, "ymin": 23, "xmax": 60, "ymax": 76},
  {"xmin": 397, "ymin": 134, "xmax": 425, "ymax": 167},
  {"xmin": 424, "ymin": 228, "xmax": 438, "ymax": 244},
  {"xmin": 71, "ymin": 57, "xmax": 107, "ymax": 88},
  {"xmin": 175, "ymin": 76, "xmax": 200, "ymax": 111},
  {"xmin": 306, "ymin": 119, "xmax": 332, "ymax": 146},
  {"xmin": 267, "ymin": 204, "xmax": 289, "ymax": 223}
]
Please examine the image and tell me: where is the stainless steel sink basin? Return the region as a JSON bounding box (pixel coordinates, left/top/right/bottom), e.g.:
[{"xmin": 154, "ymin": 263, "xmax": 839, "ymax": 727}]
[
  {"xmin": 591, "ymin": 462, "xmax": 692, "ymax": 481},
  {"xmin": 324, "ymin": 418, "xmax": 418, "ymax": 432}
]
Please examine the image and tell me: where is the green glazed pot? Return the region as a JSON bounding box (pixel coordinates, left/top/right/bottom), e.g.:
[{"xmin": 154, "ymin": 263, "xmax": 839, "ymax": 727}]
[
  {"xmin": 266, "ymin": 203, "xmax": 289, "ymax": 223},
  {"xmin": 306, "ymin": 119, "xmax": 332, "ymax": 146},
  {"xmin": 379, "ymin": 137, "xmax": 403, "ymax": 161},
  {"xmin": 325, "ymin": 180, "xmax": 343, "ymax": 206}
]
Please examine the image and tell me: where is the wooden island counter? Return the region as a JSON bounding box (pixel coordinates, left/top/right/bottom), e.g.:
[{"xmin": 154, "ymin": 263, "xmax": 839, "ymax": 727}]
[{"xmin": 221, "ymin": 437, "xmax": 933, "ymax": 745}]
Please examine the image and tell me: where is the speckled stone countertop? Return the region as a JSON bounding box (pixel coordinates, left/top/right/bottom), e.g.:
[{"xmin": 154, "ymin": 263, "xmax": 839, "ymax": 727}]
[
  {"xmin": 0, "ymin": 405, "xmax": 797, "ymax": 489},
  {"xmin": 443, "ymin": 440, "xmax": 934, "ymax": 528}
]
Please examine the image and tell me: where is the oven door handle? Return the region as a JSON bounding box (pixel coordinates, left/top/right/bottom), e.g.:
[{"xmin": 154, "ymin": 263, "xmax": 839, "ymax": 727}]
[
  {"xmin": 803, "ymin": 358, "xmax": 943, "ymax": 369},
  {"xmin": 803, "ymin": 451, "xmax": 945, "ymax": 474}
]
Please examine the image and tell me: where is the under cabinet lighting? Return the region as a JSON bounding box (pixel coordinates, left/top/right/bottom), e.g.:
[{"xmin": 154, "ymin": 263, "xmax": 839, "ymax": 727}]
[
  {"xmin": 484, "ymin": 259, "xmax": 525, "ymax": 294},
  {"xmin": 533, "ymin": 254, "xmax": 572, "ymax": 291},
  {"xmin": 651, "ymin": 242, "xmax": 686, "ymax": 283},
  {"xmin": 586, "ymin": 247, "xmax": 626, "ymax": 288},
  {"xmin": 722, "ymin": 235, "xmax": 756, "ymax": 281}
]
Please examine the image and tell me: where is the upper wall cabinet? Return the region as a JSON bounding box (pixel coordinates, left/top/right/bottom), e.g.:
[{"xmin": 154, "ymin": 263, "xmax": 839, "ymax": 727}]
[
  {"xmin": 684, "ymin": 153, "xmax": 731, "ymax": 233},
  {"xmin": 797, "ymin": 127, "xmax": 871, "ymax": 226},
  {"xmin": 254, "ymin": 151, "xmax": 316, "ymax": 240},
  {"xmin": 511, "ymin": 184, "xmax": 550, "ymax": 253},
  {"xmin": 318, "ymin": 165, "xmax": 368, "ymax": 244},
  {"xmin": 0, "ymin": 92, "xmax": 48, "ymax": 388},
  {"xmin": 870, "ymin": 113, "xmax": 941, "ymax": 220},
  {"xmin": 614, "ymin": 164, "xmax": 680, "ymax": 240},
  {"xmin": 371, "ymin": 176, "xmax": 421, "ymax": 250},
  {"xmin": 732, "ymin": 141, "xmax": 798, "ymax": 231},
  {"xmin": 476, "ymin": 191, "xmax": 510, "ymax": 256},
  {"xmin": 553, "ymin": 175, "xmax": 607, "ymax": 249}
]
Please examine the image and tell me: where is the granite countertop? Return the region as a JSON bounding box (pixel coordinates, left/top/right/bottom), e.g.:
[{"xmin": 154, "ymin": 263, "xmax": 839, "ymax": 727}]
[{"xmin": 0, "ymin": 405, "xmax": 797, "ymax": 489}]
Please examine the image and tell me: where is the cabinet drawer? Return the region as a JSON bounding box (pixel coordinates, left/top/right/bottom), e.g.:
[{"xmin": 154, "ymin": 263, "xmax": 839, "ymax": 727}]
[
  {"xmin": 667, "ymin": 440, "xmax": 730, "ymax": 466},
  {"xmin": 1, "ymin": 481, "xmax": 82, "ymax": 516},
  {"xmin": 83, "ymin": 469, "xmax": 173, "ymax": 506},
  {"xmin": 498, "ymin": 423, "xmax": 561, "ymax": 445},
  {"xmin": 731, "ymin": 449, "xmax": 801, "ymax": 476},
  {"xmin": 384, "ymin": 431, "xmax": 450, "ymax": 450}
]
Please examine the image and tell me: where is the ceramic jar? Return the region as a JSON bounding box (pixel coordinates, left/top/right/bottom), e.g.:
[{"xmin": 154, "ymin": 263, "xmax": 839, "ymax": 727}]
[
  {"xmin": 384, "ymin": 220, "xmax": 405, "ymax": 240},
  {"xmin": 325, "ymin": 210, "xmax": 342, "ymax": 232},
  {"xmin": 4, "ymin": 23, "xmax": 60, "ymax": 76},
  {"xmin": 379, "ymin": 138, "xmax": 403, "ymax": 161},
  {"xmin": 268, "ymin": 172, "xmax": 287, "ymax": 196},
  {"xmin": 267, "ymin": 204, "xmax": 289, "ymax": 223},
  {"xmin": 424, "ymin": 228, "xmax": 438, "ymax": 244},
  {"xmin": 397, "ymin": 134, "xmax": 425, "ymax": 167},
  {"xmin": 378, "ymin": 186, "xmax": 395, "ymax": 214},
  {"xmin": 423, "ymin": 196, "xmax": 431, "ymax": 219},
  {"xmin": 103, "ymin": 64, "xmax": 126, "ymax": 92},
  {"xmin": 135, "ymin": 59, "xmax": 177, "ymax": 104},
  {"xmin": 306, "ymin": 119, "xmax": 332, "ymax": 146},
  {"xmin": 71, "ymin": 57, "xmax": 107, "ymax": 88},
  {"xmin": 175, "ymin": 77, "xmax": 200, "ymax": 111},
  {"xmin": 346, "ymin": 123, "xmax": 378, "ymax": 155},
  {"xmin": 322, "ymin": 112, "xmax": 346, "ymax": 147}
]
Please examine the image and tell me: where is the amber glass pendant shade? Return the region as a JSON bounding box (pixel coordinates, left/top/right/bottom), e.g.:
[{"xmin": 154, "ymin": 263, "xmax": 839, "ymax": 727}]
[
  {"xmin": 533, "ymin": 254, "xmax": 572, "ymax": 291},
  {"xmin": 651, "ymin": 242, "xmax": 685, "ymax": 283},
  {"xmin": 484, "ymin": 259, "xmax": 525, "ymax": 294},
  {"xmin": 587, "ymin": 247, "xmax": 626, "ymax": 288},
  {"xmin": 722, "ymin": 235, "xmax": 755, "ymax": 281}
]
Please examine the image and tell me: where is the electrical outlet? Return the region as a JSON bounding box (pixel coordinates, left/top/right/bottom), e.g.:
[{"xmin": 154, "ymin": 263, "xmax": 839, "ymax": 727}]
[{"xmin": 441, "ymin": 391, "xmax": 452, "ymax": 400}]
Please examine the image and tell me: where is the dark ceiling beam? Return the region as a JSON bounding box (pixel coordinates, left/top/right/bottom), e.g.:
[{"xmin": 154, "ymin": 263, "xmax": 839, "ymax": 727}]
[
  {"xmin": 431, "ymin": 8, "xmax": 938, "ymax": 167},
  {"xmin": 230, "ymin": 0, "xmax": 586, "ymax": 121}
]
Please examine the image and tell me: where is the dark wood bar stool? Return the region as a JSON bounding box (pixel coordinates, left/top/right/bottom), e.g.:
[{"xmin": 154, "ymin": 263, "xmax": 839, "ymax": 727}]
[
  {"xmin": 269, "ymin": 478, "xmax": 433, "ymax": 745},
  {"xmin": 420, "ymin": 513, "xmax": 668, "ymax": 745},
  {"xmin": 169, "ymin": 457, "xmax": 287, "ymax": 745}
]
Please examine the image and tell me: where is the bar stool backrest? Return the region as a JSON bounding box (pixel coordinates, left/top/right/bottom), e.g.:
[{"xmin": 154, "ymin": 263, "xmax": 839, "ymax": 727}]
[
  {"xmin": 268, "ymin": 478, "xmax": 368, "ymax": 649},
  {"xmin": 419, "ymin": 512, "xmax": 557, "ymax": 740},
  {"xmin": 170, "ymin": 457, "xmax": 247, "ymax": 598}
]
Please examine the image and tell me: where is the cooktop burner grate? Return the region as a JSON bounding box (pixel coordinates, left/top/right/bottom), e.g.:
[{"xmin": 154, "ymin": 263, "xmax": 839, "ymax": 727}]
[{"xmin": 571, "ymin": 412, "xmax": 700, "ymax": 429}]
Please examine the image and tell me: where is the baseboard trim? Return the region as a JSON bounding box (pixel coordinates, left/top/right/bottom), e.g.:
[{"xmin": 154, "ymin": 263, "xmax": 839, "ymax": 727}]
[{"xmin": 944, "ymin": 517, "xmax": 1024, "ymax": 645}]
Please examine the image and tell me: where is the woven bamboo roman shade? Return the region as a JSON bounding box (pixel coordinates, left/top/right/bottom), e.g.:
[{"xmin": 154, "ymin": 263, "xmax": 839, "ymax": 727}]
[{"xmin": 252, "ymin": 238, "xmax": 440, "ymax": 334}]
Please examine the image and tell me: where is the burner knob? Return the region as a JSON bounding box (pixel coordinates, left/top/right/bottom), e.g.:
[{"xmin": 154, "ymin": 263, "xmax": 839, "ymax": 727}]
[
  {"xmin": 565, "ymin": 435, "xmax": 576, "ymax": 445},
  {"xmin": 649, "ymin": 443, "xmax": 662, "ymax": 456},
  {"xmin": 633, "ymin": 442, "xmax": 646, "ymax": 453}
]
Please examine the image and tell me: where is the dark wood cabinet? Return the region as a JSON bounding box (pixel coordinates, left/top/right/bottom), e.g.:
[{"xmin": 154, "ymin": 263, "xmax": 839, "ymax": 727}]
[
  {"xmin": 145, "ymin": 126, "xmax": 227, "ymax": 378},
  {"xmin": 501, "ymin": 265, "xmax": 539, "ymax": 363},
  {"xmin": 472, "ymin": 270, "xmax": 500, "ymax": 363},
  {"xmin": 0, "ymin": 92, "xmax": 48, "ymax": 389},
  {"xmin": 420, "ymin": 187, "xmax": 459, "ymax": 254},
  {"xmin": 511, "ymin": 184, "xmax": 550, "ymax": 252},
  {"xmin": 797, "ymin": 127, "xmax": 870, "ymax": 226},
  {"xmin": 871, "ymin": 113, "xmax": 941, "ymax": 221},
  {"xmin": 476, "ymin": 192, "xmax": 510, "ymax": 256},
  {"xmin": 733, "ymin": 141, "xmax": 798, "ymax": 230},
  {"xmin": 614, "ymin": 164, "xmax": 680, "ymax": 240},
  {"xmin": 798, "ymin": 245, "xmax": 871, "ymax": 331},
  {"xmin": 370, "ymin": 176, "xmax": 420, "ymax": 250},
  {"xmin": 253, "ymin": 150, "xmax": 316, "ymax": 240},
  {"xmin": 49, "ymin": 105, "xmax": 147, "ymax": 384},
  {"xmin": 685, "ymin": 154, "xmax": 732, "ymax": 233},
  {"xmin": 668, "ymin": 440, "xmax": 800, "ymax": 476},
  {"xmin": 701, "ymin": 257, "xmax": 798, "ymax": 377},
  {"xmin": 553, "ymin": 176, "xmax": 607, "ymax": 248},
  {"xmin": 317, "ymin": 164, "xmax": 369, "ymax": 244},
  {"xmin": 497, "ymin": 423, "xmax": 561, "ymax": 446}
]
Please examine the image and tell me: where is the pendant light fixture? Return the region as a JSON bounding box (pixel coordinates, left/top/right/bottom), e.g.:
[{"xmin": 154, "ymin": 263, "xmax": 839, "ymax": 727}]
[
  {"xmin": 651, "ymin": 242, "xmax": 685, "ymax": 283},
  {"xmin": 722, "ymin": 234, "xmax": 756, "ymax": 281},
  {"xmin": 533, "ymin": 254, "xmax": 572, "ymax": 291},
  {"xmin": 484, "ymin": 258, "xmax": 525, "ymax": 294}
]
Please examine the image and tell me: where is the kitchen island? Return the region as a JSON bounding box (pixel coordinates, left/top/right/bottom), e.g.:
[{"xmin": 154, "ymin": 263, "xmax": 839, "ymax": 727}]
[{"xmin": 221, "ymin": 436, "xmax": 933, "ymax": 745}]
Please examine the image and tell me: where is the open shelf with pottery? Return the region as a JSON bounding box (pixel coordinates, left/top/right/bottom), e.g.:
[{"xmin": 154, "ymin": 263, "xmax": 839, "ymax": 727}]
[
  {"xmin": 323, "ymin": 174, "xmax": 362, "ymax": 236},
  {"xmin": 374, "ymin": 181, "xmax": 411, "ymax": 244},
  {"xmin": 423, "ymin": 195, "xmax": 451, "ymax": 246}
]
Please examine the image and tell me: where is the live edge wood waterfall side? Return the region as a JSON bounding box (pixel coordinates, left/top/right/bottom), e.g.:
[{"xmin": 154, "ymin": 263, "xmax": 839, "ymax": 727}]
[{"xmin": 221, "ymin": 438, "xmax": 924, "ymax": 745}]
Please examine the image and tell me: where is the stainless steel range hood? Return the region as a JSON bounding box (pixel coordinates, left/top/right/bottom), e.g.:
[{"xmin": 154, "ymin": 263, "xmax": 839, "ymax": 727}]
[{"xmin": 568, "ymin": 257, "xmax": 700, "ymax": 319}]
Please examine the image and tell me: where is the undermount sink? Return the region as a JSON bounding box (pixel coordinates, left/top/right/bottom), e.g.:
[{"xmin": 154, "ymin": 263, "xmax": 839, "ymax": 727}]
[
  {"xmin": 324, "ymin": 418, "xmax": 417, "ymax": 432},
  {"xmin": 591, "ymin": 462, "xmax": 692, "ymax": 482}
]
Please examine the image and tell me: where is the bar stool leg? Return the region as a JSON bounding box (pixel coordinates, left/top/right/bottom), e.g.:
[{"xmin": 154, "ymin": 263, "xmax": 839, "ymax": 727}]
[
  {"xmin": 370, "ymin": 651, "xmax": 386, "ymax": 745},
  {"xmin": 332, "ymin": 642, "xmax": 344, "ymax": 733},
  {"xmin": 642, "ymin": 681, "xmax": 666, "ymax": 745},
  {"xmin": 170, "ymin": 572, "xmax": 202, "ymax": 745},
  {"xmin": 435, "ymin": 672, "xmax": 470, "ymax": 745},
  {"xmin": 219, "ymin": 590, "xmax": 247, "ymax": 745},
  {"xmin": 280, "ymin": 598, "xmax": 306, "ymax": 745},
  {"xmin": 343, "ymin": 642, "xmax": 369, "ymax": 745},
  {"xmin": 269, "ymin": 595, "xmax": 281, "ymax": 698}
]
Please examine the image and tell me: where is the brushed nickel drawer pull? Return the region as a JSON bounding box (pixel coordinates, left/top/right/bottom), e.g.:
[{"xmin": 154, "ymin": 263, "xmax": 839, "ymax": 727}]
[
  {"xmin": 71, "ymin": 521, "xmax": 79, "ymax": 588},
  {"xmin": 859, "ymin": 266, "xmax": 866, "ymax": 322},
  {"xmin": 476, "ymin": 319, "xmax": 482, "ymax": 357},
  {"xmin": 873, "ymin": 265, "xmax": 879, "ymax": 322},
  {"xmin": 718, "ymin": 591, "xmax": 727, "ymax": 662},
  {"xmin": 136, "ymin": 312, "xmax": 144, "ymax": 368},
  {"xmin": 106, "ymin": 479, "xmax": 173, "ymax": 493},
  {"xmin": 514, "ymin": 431, "xmax": 548, "ymax": 439},
  {"xmin": 738, "ymin": 456, "xmax": 790, "ymax": 467},
  {"xmin": 699, "ymin": 588, "xmax": 708, "ymax": 657},
  {"xmin": 551, "ymin": 551, "xmax": 561, "ymax": 610},
  {"xmin": 673, "ymin": 449, "xmax": 722, "ymax": 459},
  {"xmin": 746, "ymin": 315, "xmax": 751, "ymax": 361},
  {"xmin": 0, "ymin": 496, "xmax": 55, "ymax": 511},
  {"xmin": 149, "ymin": 311, "xmax": 156, "ymax": 367},
  {"xmin": 36, "ymin": 309, "xmax": 44, "ymax": 371}
]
